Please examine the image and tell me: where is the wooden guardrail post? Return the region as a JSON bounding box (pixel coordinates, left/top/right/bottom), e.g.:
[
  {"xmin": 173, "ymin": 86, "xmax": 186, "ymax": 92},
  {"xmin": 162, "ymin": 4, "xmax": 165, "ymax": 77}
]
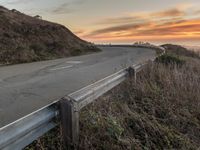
[
  {"xmin": 59, "ymin": 97, "xmax": 79, "ymax": 149},
  {"xmin": 127, "ymin": 67, "xmax": 137, "ymax": 83}
]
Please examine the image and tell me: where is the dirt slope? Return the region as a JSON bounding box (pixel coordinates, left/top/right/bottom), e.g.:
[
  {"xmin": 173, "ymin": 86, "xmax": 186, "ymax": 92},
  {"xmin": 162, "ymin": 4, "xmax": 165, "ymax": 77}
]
[{"xmin": 0, "ymin": 6, "xmax": 99, "ymax": 64}]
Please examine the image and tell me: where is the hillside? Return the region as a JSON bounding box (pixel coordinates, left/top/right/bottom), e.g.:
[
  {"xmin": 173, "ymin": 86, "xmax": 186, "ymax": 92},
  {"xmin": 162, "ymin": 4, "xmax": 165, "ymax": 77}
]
[
  {"xmin": 161, "ymin": 44, "xmax": 200, "ymax": 58},
  {"xmin": 0, "ymin": 6, "xmax": 100, "ymax": 64}
]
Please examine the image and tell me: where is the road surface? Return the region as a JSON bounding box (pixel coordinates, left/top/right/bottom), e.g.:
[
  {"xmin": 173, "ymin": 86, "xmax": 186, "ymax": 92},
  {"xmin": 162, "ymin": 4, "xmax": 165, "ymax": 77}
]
[{"xmin": 0, "ymin": 46, "xmax": 155, "ymax": 128}]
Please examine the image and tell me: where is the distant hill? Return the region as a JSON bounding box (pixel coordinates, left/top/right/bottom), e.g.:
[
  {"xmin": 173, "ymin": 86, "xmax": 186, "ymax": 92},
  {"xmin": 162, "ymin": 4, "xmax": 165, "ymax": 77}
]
[
  {"xmin": 161, "ymin": 44, "xmax": 200, "ymax": 58},
  {"xmin": 0, "ymin": 6, "xmax": 100, "ymax": 64},
  {"xmin": 183, "ymin": 45, "xmax": 200, "ymax": 52}
]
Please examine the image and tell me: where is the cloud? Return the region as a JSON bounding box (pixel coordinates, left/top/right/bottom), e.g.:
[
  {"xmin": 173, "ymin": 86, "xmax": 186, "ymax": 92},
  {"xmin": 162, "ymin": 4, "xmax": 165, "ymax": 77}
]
[
  {"xmin": 74, "ymin": 29, "xmax": 87, "ymax": 36},
  {"xmin": 84, "ymin": 17, "xmax": 200, "ymax": 41},
  {"xmin": 96, "ymin": 16, "xmax": 146, "ymax": 25},
  {"xmin": 195, "ymin": 10, "xmax": 200, "ymax": 14},
  {"xmin": 51, "ymin": 0, "xmax": 87, "ymax": 15},
  {"xmin": 81, "ymin": 4, "xmax": 200, "ymax": 42},
  {"xmin": 134, "ymin": 21, "xmax": 200, "ymax": 36},
  {"xmin": 152, "ymin": 8, "xmax": 185, "ymax": 17},
  {"xmin": 51, "ymin": 2, "xmax": 72, "ymax": 14},
  {"xmin": 176, "ymin": 3, "xmax": 194, "ymax": 10},
  {"xmin": 96, "ymin": 7, "xmax": 185, "ymax": 26},
  {"xmin": 5, "ymin": 0, "xmax": 33, "ymax": 5},
  {"xmin": 88, "ymin": 22, "xmax": 153, "ymax": 36}
]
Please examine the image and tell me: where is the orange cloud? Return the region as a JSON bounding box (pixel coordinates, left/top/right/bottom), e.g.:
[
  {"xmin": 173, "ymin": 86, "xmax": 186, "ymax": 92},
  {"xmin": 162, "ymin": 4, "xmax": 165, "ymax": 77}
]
[
  {"xmin": 152, "ymin": 8, "xmax": 185, "ymax": 17},
  {"xmin": 84, "ymin": 19, "xmax": 200, "ymax": 39},
  {"xmin": 96, "ymin": 7, "xmax": 185, "ymax": 26},
  {"xmin": 80, "ymin": 5, "xmax": 200, "ymax": 43}
]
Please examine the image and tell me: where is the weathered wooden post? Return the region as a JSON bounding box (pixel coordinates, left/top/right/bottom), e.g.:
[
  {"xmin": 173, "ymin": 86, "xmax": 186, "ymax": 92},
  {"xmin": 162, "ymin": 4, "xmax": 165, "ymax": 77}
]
[
  {"xmin": 59, "ymin": 97, "xmax": 79, "ymax": 149},
  {"xmin": 127, "ymin": 67, "xmax": 137, "ymax": 83},
  {"xmin": 134, "ymin": 71, "xmax": 137, "ymax": 84}
]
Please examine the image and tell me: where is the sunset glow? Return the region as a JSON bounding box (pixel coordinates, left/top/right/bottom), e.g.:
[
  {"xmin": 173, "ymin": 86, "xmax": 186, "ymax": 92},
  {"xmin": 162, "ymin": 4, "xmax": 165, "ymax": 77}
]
[{"xmin": 1, "ymin": 0, "xmax": 200, "ymax": 45}]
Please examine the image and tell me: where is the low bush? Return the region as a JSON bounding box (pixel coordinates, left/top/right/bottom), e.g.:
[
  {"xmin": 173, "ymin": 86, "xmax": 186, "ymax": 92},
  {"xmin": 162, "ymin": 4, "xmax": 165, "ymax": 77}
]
[
  {"xmin": 156, "ymin": 54, "xmax": 185, "ymax": 66},
  {"xmin": 161, "ymin": 44, "xmax": 200, "ymax": 59}
]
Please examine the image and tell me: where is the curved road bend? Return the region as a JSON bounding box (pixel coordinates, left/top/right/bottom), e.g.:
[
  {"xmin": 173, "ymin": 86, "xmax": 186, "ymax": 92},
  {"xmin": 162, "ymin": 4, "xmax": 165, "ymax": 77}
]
[{"xmin": 0, "ymin": 46, "xmax": 155, "ymax": 128}]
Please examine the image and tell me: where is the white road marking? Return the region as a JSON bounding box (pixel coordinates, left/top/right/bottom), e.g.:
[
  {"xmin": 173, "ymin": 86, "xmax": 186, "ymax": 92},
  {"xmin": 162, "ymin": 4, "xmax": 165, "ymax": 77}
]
[
  {"xmin": 50, "ymin": 65, "xmax": 73, "ymax": 71},
  {"xmin": 66, "ymin": 61, "xmax": 82, "ymax": 64}
]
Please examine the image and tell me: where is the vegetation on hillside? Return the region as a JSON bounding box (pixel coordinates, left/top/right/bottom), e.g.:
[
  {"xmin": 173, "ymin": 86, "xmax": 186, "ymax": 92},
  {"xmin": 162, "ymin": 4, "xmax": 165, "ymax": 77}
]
[
  {"xmin": 0, "ymin": 6, "xmax": 100, "ymax": 65},
  {"xmin": 161, "ymin": 44, "xmax": 200, "ymax": 59},
  {"xmin": 25, "ymin": 46, "xmax": 200, "ymax": 150},
  {"xmin": 78, "ymin": 54, "xmax": 200, "ymax": 150},
  {"xmin": 156, "ymin": 53, "xmax": 185, "ymax": 66}
]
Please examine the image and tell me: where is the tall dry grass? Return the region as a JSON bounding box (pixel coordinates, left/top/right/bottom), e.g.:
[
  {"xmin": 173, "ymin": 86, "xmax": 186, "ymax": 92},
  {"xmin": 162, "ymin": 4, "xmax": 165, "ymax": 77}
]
[
  {"xmin": 26, "ymin": 54, "xmax": 200, "ymax": 150},
  {"xmin": 78, "ymin": 57, "xmax": 200, "ymax": 150}
]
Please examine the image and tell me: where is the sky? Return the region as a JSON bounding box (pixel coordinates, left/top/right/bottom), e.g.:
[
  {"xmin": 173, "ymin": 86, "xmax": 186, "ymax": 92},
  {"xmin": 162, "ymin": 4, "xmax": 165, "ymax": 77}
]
[{"xmin": 1, "ymin": 0, "xmax": 200, "ymax": 46}]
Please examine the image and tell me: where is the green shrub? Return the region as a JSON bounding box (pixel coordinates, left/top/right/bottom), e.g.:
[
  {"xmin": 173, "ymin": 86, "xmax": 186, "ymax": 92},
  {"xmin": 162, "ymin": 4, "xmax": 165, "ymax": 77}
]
[
  {"xmin": 106, "ymin": 116, "xmax": 124, "ymax": 139},
  {"xmin": 156, "ymin": 54, "xmax": 185, "ymax": 66},
  {"xmin": 30, "ymin": 43, "xmax": 45, "ymax": 51},
  {"xmin": 71, "ymin": 48, "xmax": 83, "ymax": 56},
  {"xmin": 161, "ymin": 44, "xmax": 200, "ymax": 59}
]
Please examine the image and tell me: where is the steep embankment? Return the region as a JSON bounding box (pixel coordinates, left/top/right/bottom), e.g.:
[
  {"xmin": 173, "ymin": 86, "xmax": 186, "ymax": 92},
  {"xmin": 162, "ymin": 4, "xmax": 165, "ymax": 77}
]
[{"xmin": 0, "ymin": 6, "xmax": 99, "ymax": 64}]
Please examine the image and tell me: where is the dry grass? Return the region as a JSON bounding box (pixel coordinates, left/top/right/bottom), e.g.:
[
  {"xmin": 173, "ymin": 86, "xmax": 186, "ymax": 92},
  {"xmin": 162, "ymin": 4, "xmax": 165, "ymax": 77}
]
[
  {"xmin": 25, "ymin": 50, "xmax": 200, "ymax": 150},
  {"xmin": 77, "ymin": 57, "xmax": 200, "ymax": 150},
  {"xmin": 0, "ymin": 6, "xmax": 100, "ymax": 65},
  {"xmin": 162, "ymin": 44, "xmax": 200, "ymax": 59}
]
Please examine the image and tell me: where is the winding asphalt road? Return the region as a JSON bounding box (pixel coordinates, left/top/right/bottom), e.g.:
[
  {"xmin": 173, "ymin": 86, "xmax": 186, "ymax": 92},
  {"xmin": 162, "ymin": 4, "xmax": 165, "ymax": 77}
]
[{"xmin": 0, "ymin": 46, "xmax": 155, "ymax": 128}]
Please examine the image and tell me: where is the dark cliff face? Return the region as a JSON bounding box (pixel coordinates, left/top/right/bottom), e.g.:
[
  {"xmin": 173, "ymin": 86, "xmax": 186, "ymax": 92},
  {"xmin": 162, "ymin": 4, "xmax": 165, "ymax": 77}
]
[{"xmin": 0, "ymin": 6, "xmax": 99, "ymax": 64}]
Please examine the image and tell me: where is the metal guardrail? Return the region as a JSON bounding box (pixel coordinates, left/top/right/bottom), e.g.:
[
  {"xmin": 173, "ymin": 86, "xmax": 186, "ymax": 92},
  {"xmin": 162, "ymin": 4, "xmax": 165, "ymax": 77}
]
[
  {"xmin": 0, "ymin": 103, "xmax": 58, "ymax": 150},
  {"xmin": 0, "ymin": 47, "xmax": 165, "ymax": 150}
]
